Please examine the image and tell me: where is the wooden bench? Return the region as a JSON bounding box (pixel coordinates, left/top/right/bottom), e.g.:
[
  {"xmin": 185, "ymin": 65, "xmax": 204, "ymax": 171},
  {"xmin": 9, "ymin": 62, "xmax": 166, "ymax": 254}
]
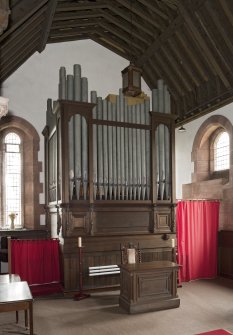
[{"xmin": 89, "ymin": 265, "xmax": 120, "ymax": 277}]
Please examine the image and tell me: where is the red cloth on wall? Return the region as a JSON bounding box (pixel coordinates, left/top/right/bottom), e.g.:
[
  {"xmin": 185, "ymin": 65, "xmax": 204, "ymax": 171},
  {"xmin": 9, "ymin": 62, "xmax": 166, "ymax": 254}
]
[
  {"xmin": 177, "ymin": 200, "xmax": 220, "ymax": 282},
  {"xmin": 11, "ymin": 239, "xmax": 61, "ymax": 285}
]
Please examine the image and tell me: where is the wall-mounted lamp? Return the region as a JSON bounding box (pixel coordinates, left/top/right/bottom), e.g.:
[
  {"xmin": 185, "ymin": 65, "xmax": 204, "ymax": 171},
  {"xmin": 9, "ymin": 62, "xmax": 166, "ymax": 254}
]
[
  {"xmin": 178, "ymin": 125, "xmax": 186, "ymax": 133},
  {"xmin": 0, "ymin": 96, "xmax": 9, "ymax": 118}
]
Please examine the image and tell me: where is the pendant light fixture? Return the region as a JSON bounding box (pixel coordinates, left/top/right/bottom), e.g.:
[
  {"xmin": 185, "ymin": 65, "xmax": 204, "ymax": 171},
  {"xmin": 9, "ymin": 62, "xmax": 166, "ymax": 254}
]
[
  {"xmin": 178, "ymin": 125, "xmax": 186, "ymax": 133},
  {"xmin": 121, "ymin": 0, "xmax": 142, "ymax": 97}
]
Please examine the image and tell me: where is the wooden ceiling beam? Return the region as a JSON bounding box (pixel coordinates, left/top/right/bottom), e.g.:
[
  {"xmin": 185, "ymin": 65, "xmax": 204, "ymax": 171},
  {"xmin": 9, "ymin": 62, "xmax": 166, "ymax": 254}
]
[
  {"xmin": 99, "ymin": 21, "xmax": 145, "ymax": 52},
  {"xmin": 0, "ymin": 0, "xmax": 48, "ymax": 42},
  {"xmin": 91, "ymin": 36, "xmax": 128, "ymax": 59},
  {"xmin": 178, "ymin": 2, "xmax": 231, "ymax": 88},
  {"xmin": 115, "ymin": 0, "xmax": 165, "ymax": 32},
  {"xmin": 51, "ymin": 18, "xmax": 101, "ymax": 30},
  {"xmin": 159, "ymin": 0, "xmax": 178, "ymax": 11},
  {"xmin": 160, "ymin": 46, "xmax": 192, "ymax": 94},
  {"xmin": 137, "ymin": 15, "xmax": 182, "ymax": 66},
  {"xmin": 108, "ymin": 3, "xmax": 154, "ymax": 37},
  {"xmin": 147, "ymin": 58, "xmax": 180, "ymax": 98},
  {"xmin": 95, "ymin": 27, "xmax": 141, "ymax": 58},
  {"xmin": 137, "ymin": 0, "xmax": 169, "ymax": 21},
  {"xmin": 53, "ymin": 10, "xmax": 103, "ymax": 21},
  {"xmin": 219, "ymin": 0, "xmax": 233, "ymax": 28},
  {"xmin": 160, "ymin": 45, "xmax": 193, "ymax": 92},
  {"xmin": 195, "ymin": 7, "xmax": 232, "ymax": 75},
  {"xmin": 1, "ymin": 29, "xmax": 41, "ymax": 68},
  {"xmin": 39, "ymin": 0, "xmax": 58, "ymax": 52},
  {"xmin": 49, "ymin": 26, "xmax": 98, "ymax": 38},
  {"xmin": 156, "ymin": 0, "xmax": 177, "ymax": 19},
  {"xmin": 204, "ymin": 1, "xmax": 233, "ymax": 60},
  {"xmin": 0, "ymin": 39, "xmax": 39, "ymax": 81},
  {"xmin": 175, "ymin": 30, "xmax": 209, "ymax": 83},
  {"xmin": 0, "ymin": 16, "xmax": 43, "ymax": 58},
  {"xmin": 55, "ymin": 1, "xmax": 108, "ymax": 11},
  {"xmin": 101, "ymin": 10, "xmax": 152, "ymax": 45},
  {"xmin": 0, "ymin": 8, "xmax": 45, "ymax": 49},
  {"xmin": 48, "ymin": 34, "xmax": 90, "ymax": 43},
  {"xmin": 167, "ymin": 37, "xmax": 201, "ymax": 87},
  {"xmin": 150, "ymin": 55, "xmax": 184, "ymax": 97}
]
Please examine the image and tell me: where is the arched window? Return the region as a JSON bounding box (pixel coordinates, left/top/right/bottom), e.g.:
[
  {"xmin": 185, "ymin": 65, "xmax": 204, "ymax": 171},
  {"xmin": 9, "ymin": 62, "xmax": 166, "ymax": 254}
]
[
  {"xmin": 3, "ymin": 132, "xmax": 22, "ymax": 228},
  {"xmin": 0, "ymin": 116, "xmax": 43, "ymax": 230},
  {"xmin": 214, "ymin": 131, "xmax": 229, "ymax": 171}
]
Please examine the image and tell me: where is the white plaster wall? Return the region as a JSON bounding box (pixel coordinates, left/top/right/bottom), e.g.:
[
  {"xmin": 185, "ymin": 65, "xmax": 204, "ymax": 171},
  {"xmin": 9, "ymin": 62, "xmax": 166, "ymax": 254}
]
[
  {"xmin": 175, "ymin": 103, "xmax": 233, "ymax": 200},
  {"xmin": 1, "ymin": 40, "xmax": 151, "ymax": 224}
]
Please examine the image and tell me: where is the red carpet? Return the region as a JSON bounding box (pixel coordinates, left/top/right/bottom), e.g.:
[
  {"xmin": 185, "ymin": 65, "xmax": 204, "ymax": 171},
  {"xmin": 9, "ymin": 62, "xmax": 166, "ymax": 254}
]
[
  {"xmin": 195, "ymin": 330, "xmax": 233, "ymax": 335},
  {"xmin": 30, "ymin": 283, "xmax": 63, "ymax": 297}
]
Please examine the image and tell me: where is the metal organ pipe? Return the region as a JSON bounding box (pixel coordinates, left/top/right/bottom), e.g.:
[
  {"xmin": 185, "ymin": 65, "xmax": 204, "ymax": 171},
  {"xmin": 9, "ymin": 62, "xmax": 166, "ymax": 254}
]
[
  {"xmin": 73, "ymin": 65, "xmax": 82, "ymax": 200},
  {"xmin": 145, "ymin": 99, "xmax": 151, "ymax": 200},
  {"xmin": 97, "ymin": 97, "xmax": 103, "ymax": 200},
  {"xmin": 112, "ymin": 103, "xmax": 117, "ymax": 200},
  {"xmin": 102, "ymin": 99, "xmax": 109, "ymax": 200},
  {"xmin": 59, "ymin": 66, "xmax": 66, "ymax": 99},
  {"xmin": 119, "ymin": 89, "xmax": 125, "ymax": 200},
  {"xmin": 136, "ymin": 104, "xmax": 142, "ymax": 200},
  {"xmin": 132, "ymin": 105, "xmax": 137, "ymax": 200},
  {"xmin": 74, "ymin": 64, "xmax": 81, "ymax": 101},
  {"xmin": 67, "ymin": 74, "xmax": 74, "ymax": 200},
  {"xmin": 107, "ymin": 101, "xmax": 113, "ymax": 200},
  {"xmin": 116, "ymin": 95, "xmax": 121, "ymax": 200},
  {"xmin": 91, "ymin": 91, "xmax": 97, "ymax": 200},
  {"xmin": 124, "ymin": 101, "xmax": 129, "ymax": 200},
  {"xmin": 55, "ymin": 65, "xmax": 172, "ymax": 203},
  {"xmin": 140, "ymin": 103, "xmax": 146, "ymax": 200},
  {"xmin": 164, "ymin": 84, "xmax": 171, "ymax": 200},
  {"xmin": 81, "ymin": 77, "xmax": 88, "ymax": 199},
  {"xmin": 128, "ymin": 105, "xmax": 133, "ymax": 200}
]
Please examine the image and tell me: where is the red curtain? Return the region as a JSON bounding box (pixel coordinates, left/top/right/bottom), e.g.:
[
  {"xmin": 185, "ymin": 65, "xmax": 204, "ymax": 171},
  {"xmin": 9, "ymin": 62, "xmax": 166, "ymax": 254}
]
[
  {"xmin": 177, "ymin": 200, "xmax": 220, "ymax": 282},
  {"xmin": 11, "ymin": 239, "xmax": 61, "ymax": 285}
]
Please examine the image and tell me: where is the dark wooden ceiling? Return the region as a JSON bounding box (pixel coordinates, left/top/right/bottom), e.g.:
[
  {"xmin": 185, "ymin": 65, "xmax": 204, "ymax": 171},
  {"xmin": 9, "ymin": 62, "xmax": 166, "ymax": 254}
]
[{"xmin": 1, "ymin": 0, "xmax": 233, "ymax": 125}]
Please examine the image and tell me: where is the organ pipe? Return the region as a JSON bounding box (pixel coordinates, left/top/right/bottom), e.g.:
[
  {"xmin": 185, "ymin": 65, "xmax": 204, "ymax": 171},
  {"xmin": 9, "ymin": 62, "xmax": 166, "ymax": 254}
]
[
  {"xmin": 56, "ymin": 65, "xmax": 172, "ymax": 202},
  {"xmin": 91, "ymin": 91, "xmax": 97, "ymax": 200}
]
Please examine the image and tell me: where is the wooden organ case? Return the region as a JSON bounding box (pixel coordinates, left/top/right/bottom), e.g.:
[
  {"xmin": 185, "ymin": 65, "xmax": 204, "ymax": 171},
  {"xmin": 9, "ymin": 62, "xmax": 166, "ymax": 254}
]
[{"xmin": 43, "ymin": 65, "xmax": 177, "ymax": 292}]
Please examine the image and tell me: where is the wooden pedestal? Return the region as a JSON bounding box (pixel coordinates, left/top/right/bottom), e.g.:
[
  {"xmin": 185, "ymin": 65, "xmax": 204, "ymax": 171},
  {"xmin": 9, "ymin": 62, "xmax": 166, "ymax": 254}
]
[{"xmin": 119, "ymin": 261, "xmax": 180, "ymax": 314}]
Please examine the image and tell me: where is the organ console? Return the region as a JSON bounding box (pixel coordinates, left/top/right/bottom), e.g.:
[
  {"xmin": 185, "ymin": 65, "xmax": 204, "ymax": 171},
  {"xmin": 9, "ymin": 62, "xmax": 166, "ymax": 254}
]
[{"xmin": 43, "ymin": 64, "xmax": 177, "ymax": 292}]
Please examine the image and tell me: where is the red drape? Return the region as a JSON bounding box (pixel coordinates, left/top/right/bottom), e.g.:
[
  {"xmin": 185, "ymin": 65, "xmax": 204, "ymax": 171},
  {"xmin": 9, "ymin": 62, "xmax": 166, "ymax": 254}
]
[
  {"xmin": 177, "ymin": 200, "xmax": 220, "ymax": 282},
  {"xmin": 11, "ymin": 239, "xmax": 61, "ymax": 285}
]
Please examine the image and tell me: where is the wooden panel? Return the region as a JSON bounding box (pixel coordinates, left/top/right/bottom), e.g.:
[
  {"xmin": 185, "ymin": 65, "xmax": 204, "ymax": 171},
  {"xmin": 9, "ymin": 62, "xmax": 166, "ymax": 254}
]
[
  {"xmin": 218, "ymin": 230, "xmax": 233, "ymax": 279},
  {"xmin": 119, "ymin": 261, "xmax": 180, "ymax": 314},
  {"xmin": 62, "ymin": 234, "xmax": 176, "ymax": 291},
  {"xmin": 94, "ymin": 210, "xmax": 151, "ymax": 235},
  {"xmin": 154, "ymin": 207, "xmax": 173, "ymax": 232}
]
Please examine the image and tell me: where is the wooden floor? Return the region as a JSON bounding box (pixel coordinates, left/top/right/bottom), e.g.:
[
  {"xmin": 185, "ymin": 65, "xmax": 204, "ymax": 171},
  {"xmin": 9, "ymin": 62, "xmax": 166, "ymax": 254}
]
[{"xmin": 0, "ymin": 277, "xmax": 233, "ymax": 335}]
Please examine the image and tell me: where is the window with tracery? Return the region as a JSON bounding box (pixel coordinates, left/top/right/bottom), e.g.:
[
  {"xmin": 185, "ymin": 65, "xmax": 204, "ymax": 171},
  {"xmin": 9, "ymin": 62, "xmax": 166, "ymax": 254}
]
[{"xmin": 214, "ymin": 131, "xmax": 229, "ymax": 171}]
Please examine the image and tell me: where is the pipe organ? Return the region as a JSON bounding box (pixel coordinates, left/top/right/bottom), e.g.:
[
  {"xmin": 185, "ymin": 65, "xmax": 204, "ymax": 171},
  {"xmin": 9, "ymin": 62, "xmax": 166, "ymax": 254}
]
[{"xmin": 43, "ymin": 65, "xmax": 177, "ymax": 291}]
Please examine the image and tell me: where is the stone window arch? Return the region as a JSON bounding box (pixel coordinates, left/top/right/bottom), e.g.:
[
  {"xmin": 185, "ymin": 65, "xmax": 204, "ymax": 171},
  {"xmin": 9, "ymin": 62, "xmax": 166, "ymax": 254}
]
[
  {"xmin": 191, "ymin": 115, "xmax": 232, "ymax": 184},
  {"xmin": 0, "ymin": 115, "xmax": 43, "ymax": 229}
]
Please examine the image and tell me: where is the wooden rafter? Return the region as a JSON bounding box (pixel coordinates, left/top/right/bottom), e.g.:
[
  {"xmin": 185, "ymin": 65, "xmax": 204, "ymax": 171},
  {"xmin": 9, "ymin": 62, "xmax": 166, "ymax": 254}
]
[
  {"xmin": 178, "ymin": 2, "xmax": 231, "ymax": 88},
  {"xmin": 39, "ymin": 0, "xmax": 58, "ymax": 52},
  {"xmin": 0, "ymin": 0, "xmax": 48, "ymax": 42},
  {"xmin": 115, "ymin": 0, "xmax": 166, "ymax": 32}
]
